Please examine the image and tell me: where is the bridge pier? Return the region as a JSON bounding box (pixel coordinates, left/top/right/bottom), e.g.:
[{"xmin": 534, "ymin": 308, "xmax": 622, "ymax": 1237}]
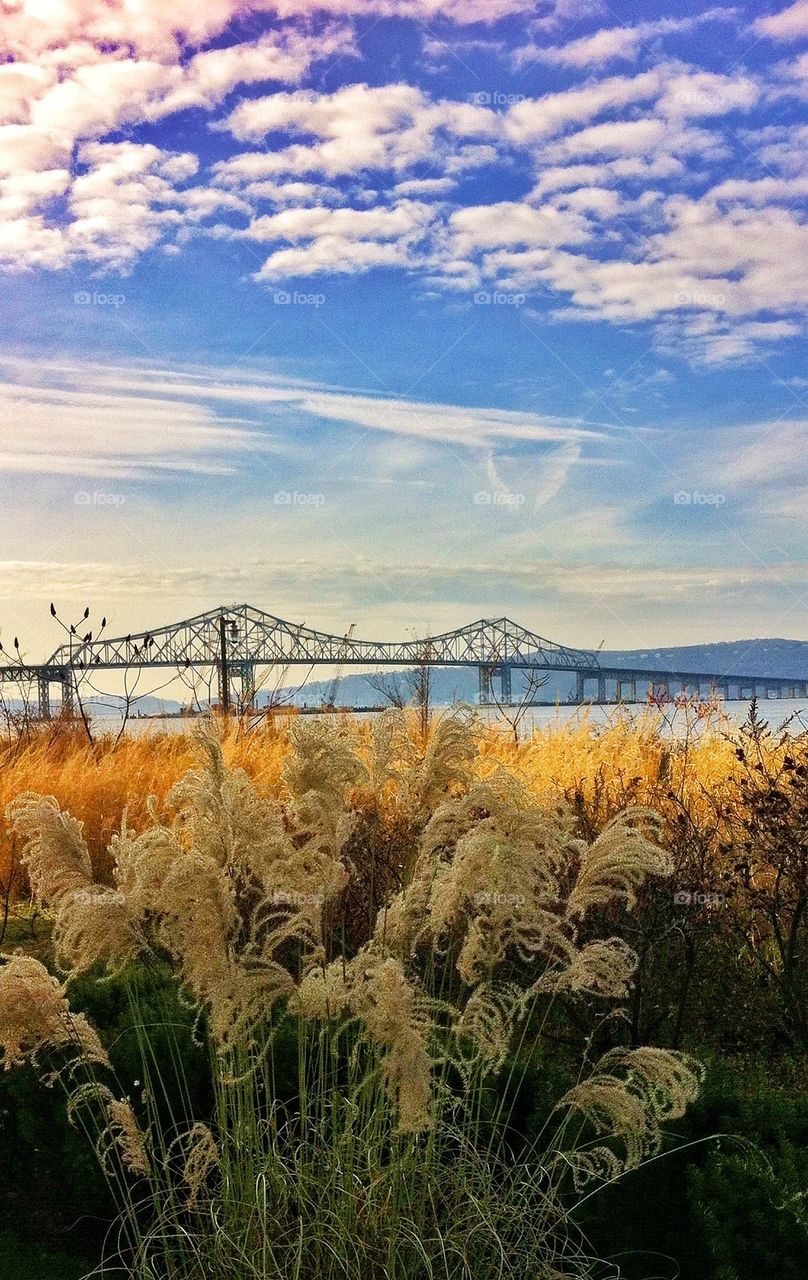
[
  {"xmin": 35, "ymin": 670, "xmax": 74, "ymax": 720},
  {"xmin": 37, "ymin": 673, "xmax": 51, "ymax": 720},
  {"xmin": 231, "ymin": 660, "xmax": 257, "ymax": 710},
  {"xmin": 498, "ymin": 664, "xmax": 512, "ymax": 704},
  {"xmin": 615, "ymin": 678, "xmax": 639, "ymax": 703},
  {"xmin": 478, "ymin": 665, "xmax": 492, "ymax": 705},
  {"xmin": 477, "ymin": 664, "xmax": 513, "ymax": 705}
]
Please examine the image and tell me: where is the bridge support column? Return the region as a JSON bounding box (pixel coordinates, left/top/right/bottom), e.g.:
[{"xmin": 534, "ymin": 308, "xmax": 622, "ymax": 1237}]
[
  {"xmin": 575, "ymin": 672, "xmax": 585, "ymax": 703},
  {"xmin": 498, "ymin": 665, "xmax": 512, "ymax": 704},
  {"xmin": 231, "ymin": 661, "xmax": 257, "ymax": 710},
  {"xmin": 478, "ymin": 665, "xmax": 493, "ymax": 705},
  {"xmin": 59, "ymin": 675, "xmax": 75, "ymax": 718},
  {"xmin": 217, "ymin": 662, "xmax": 232, "ymax": 713},
  {"xmin": 37, "ymin": 673, "xmax": 51, "ymax": 720},
  {"xmin": 596, "ymin": 673, "xmax": 606, "ymax": 704}
]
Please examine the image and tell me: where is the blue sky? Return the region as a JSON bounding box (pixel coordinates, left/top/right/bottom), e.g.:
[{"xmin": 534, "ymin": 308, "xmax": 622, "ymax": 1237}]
[{"xmin": 2, "ymin": 0, "xmax": 808, "ymax": 663}]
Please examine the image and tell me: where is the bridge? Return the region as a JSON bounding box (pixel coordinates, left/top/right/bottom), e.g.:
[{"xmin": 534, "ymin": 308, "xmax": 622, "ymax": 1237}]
[{"xmin": 0, "ymin": 604, "xmax": 806, "ymax": 717}]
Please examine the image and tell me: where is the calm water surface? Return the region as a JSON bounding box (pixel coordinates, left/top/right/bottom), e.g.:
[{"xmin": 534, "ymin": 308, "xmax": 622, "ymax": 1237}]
[{"xmin": 91, "ymin": 699, "xmax": 808, "ymax": 739}]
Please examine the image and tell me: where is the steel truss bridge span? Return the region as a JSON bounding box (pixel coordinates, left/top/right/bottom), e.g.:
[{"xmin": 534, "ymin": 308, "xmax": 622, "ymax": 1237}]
[{"xmin": 0, "ymin": 604, "xmax": 805, "ymax": 716}]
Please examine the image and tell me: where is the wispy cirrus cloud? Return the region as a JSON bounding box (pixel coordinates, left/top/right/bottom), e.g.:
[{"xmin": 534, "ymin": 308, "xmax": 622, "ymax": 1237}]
[{"xmin": 0, "ymin": 357, "xmax": 611, "ymax": 469}]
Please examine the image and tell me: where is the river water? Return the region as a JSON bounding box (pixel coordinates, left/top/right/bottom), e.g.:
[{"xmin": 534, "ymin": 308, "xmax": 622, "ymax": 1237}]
[{"xmin": 89, "ymin": 698, "xmax": 808, "ymax": 739}]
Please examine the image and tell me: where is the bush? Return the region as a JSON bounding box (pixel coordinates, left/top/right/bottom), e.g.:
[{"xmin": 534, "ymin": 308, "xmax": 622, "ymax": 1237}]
[{"xmin": 0, "ymin": 715, "xmax": 701, "ymax": 1279}]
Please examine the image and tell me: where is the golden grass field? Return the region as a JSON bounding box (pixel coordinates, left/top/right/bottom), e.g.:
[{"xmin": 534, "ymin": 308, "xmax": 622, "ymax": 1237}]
[{"xmin": 0, "ymin": 706, "xmax": 764, "ymax": 891}]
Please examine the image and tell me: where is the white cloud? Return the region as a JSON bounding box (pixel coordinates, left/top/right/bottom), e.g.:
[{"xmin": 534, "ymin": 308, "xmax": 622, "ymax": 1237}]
[
  {"xmin": 754, "ymin": 1, "xmax": 808, "ymax": 41},
  {"xmin": 0, "ymin": 1, "xmax": 805, "ymax": 367},
  {"xmin": 218, "ymin": 83, "xmax": 500, "ymax": 181},
  {"xmin": 2, "ymin": 357, "xmax": 612, "ymax": 454},
  {"xmin": 504, "ymin": 70, "xmax": 663, "ymax": 143},
  {"xmin": 514, "ymin": 10, "xmax": 738, "ymax": 70},
  {"xmin": 0, "ymin": 124, "xmax": 70, "ymax": 175},
  {"xmin": 241, "ymin": 199, "xmax": 435, "ymax": 278},
  {"xmin": 449, "ymin": 201, "xmax": 593, "ymax": 251},
  {"xmin": 0, "ymin": 378, "xmax": 269, "ymax": 478},
  {"xmin": 394, "ymin": 177, "xmax": 457, "ymax": 197}
]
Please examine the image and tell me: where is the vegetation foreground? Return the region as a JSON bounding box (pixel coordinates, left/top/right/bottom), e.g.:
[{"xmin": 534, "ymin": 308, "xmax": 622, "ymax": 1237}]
[{"xmin": 0, "ymin": 706, "xmax": 806, "ymax": 1279}]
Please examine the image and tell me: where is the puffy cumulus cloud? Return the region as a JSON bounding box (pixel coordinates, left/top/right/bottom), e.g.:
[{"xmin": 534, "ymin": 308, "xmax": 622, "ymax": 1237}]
[
  {"xmin": 531, "ymin": 156, "xmax": 684, "ymax": 196},
  {"xmin": 5, "ymin": 0, "xmax": 529, "ymax": 61},
  {"xmin": 656, "ymin": 316, "xmax": 803, "ymax": 365},
  {"xmin": 3, "ymin": 26, "xmax": 355, "ymax": 139},
  {"xmin": 242, "ymin": 199, "xmax": 436, "ymax": 278},
  {"xmin": 0, "ymin": 6, "xmax": 359, "ymax": 271},
  {"xmin": 0, "ymin": 1, "xmax": 269, "ymax": 61},
  {"xmin": 196, "ymin": 60, "xmax": 808, "ymax": 359},
  {"xmin": 655, "ymin": 69, "xmax": 760, "ymax": 118},
  {"xmin": 771, "ymin": 47, "xmax": 808, "ymax": 97},
  {"xmin": 0, "ymin": 140, "xmax": 247, "ymax": 271},
  {"xmin": 514, "ymin": 10, "xmax": 738, "ymax": 70},
  {"xmin": 1, "ymin": 0, "xmax": 806, "ymax": 366},
  {"xmin": 753, "ymin": 122, "xmax": 808, "ymax": 173},
  {"xmin": 503, "ymin": 70, "xmax": 663, "ymax": 143},
  {"xmin": 529, "ymin": 0, "xmax": 607, "ymax": 30},
  {"xmin": 436, "ymin": 181, "xmax": 808, "ymax": 364},
  {"xmin": 218, "ymin": 82, "xmax": 500, "ymax": 178},
  {"xmin": 67, "ymin": 141, "xmax": 200, "ymax": 268},
  {"xmin": 13, "ymin": 27, "xmax": 356, "ymax": 142},
  {"xmin": 0, "ymin": 124, "xmax": 70, "ymax": 175},
  {"xmin": 754, "ymin": 1, "xmax": 808, "ymax": 41},
  {"xmin": 449, "ymin": 201, "xmax": 594, "ymax": 253}
]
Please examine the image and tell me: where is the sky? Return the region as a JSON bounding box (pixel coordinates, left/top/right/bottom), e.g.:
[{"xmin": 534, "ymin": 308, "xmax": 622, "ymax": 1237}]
[{"xmin": 2, "ymin": 0, "xmax": 808, "ymax": 668}]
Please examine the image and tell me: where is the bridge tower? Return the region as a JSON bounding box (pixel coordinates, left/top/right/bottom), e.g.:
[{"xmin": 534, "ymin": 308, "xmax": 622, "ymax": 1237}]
[
  {"xmin": 37, "ymin": 672, "xmax": 51, "ymax": 720},
  {"xmin": 478, "ymin": 664, "xmax": 513, "ymax": 705},
  {"xmin": 478, "ymin": 665, "xmax": 493, "ymax": 704},
  {"xmin": 499, "ymin": 664, "xmax": 512, "ymax": 703},
  {"xmin": 35, "ymin": 670, "xmax": 75, "ymax": 719},
  {"xmin": 230, "ymin": 661, "xmax": 257, "ymax": 711}
]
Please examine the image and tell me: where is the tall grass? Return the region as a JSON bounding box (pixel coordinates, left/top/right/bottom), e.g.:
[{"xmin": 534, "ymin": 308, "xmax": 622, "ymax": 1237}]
[
  {"xmin": 0, "ymin": 713, "xmax": 703, "ymax": 1279},
  {"xmin": 0, "ymin": 706, "xmax": 754, "ymax": 896}
]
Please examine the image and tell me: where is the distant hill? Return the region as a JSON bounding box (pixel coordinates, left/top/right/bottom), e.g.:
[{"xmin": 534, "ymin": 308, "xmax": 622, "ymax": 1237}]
[
  {"xmin": 278, "ymin": 638, "xmax": 808, "ymax": 708},
  {"xmin": 599, "ymin": 639, "xmax": 808, "ymax": 679}
]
